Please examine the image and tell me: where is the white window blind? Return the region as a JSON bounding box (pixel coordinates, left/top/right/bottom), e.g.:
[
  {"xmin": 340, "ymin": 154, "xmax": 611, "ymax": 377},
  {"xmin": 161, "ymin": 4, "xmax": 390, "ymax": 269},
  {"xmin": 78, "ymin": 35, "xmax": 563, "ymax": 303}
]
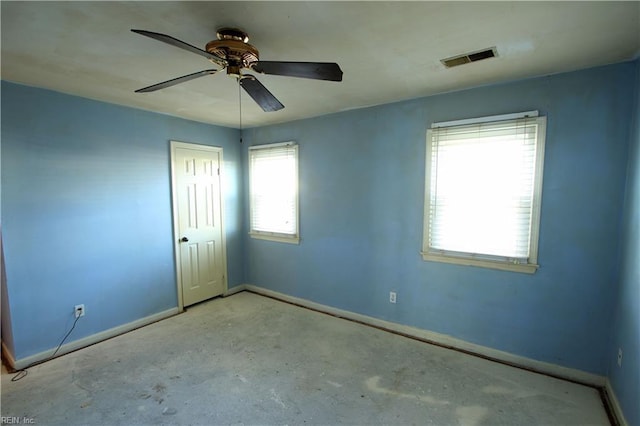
[
  {"xmin": 422, "ymin": 113, "xmax": 546, "ymax": 272},
  {"xmin": 249, "ymin": 142, "xmax": 299, "ymax": 243}
]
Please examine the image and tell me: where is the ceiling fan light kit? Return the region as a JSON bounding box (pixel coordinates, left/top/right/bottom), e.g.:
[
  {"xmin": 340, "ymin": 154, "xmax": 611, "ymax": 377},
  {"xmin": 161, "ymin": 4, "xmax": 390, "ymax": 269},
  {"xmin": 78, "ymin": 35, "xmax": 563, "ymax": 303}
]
[{"xmin": 132, "ymin": 28, "xmax": 343, "ymax": 112}]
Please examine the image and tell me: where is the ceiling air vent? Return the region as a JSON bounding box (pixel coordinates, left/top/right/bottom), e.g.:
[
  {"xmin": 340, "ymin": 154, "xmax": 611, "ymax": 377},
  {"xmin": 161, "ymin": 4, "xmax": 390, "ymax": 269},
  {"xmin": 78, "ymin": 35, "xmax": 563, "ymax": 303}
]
[{"xmin": 441, "ymin": 47, "xmax": 497, "ymax": 68}]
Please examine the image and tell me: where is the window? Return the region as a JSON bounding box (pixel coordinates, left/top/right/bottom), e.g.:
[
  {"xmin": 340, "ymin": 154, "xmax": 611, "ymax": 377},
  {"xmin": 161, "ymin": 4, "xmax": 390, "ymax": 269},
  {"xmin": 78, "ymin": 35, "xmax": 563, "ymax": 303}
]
[
  {"xmin": 249, "ymin": 142, "xmax": 299, "ymax": 243},
  {"xmin": 422, "ymin": 111, "xmax": 546, "ymax": 273}
]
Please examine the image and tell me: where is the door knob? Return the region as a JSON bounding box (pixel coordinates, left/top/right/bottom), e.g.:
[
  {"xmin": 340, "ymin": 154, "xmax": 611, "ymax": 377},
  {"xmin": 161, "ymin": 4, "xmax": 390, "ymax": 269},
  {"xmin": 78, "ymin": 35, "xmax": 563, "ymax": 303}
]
[{"xmin": 180, "ymin": 237, "xmax": 189, "ymax": 242}]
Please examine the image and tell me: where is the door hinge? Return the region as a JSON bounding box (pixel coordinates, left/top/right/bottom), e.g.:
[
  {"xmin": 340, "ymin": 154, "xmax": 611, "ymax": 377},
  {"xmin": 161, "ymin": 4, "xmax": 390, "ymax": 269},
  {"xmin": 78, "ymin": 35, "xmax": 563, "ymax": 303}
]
[{"xmin": 217, "ymin": 168, "xmax": 220, "ymax": 175}]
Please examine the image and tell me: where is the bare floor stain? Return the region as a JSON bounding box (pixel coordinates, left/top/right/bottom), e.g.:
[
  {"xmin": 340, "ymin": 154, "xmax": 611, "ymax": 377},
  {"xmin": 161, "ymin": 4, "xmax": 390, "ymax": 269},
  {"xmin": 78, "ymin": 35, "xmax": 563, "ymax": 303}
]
[
  {"xmin": 270, "ymin": 388, "xmax": 286, "ymax": 409},
  {"xmin": 456, "ymin": 405, "xmax": 490, "ymax": 426},
  {"xmin": 482, "ymin": 384, "xmax": 512, "ymax": 394},
  {"xmin": 365, "ymin": 376, "xmax": 449, "ymax": 406}
]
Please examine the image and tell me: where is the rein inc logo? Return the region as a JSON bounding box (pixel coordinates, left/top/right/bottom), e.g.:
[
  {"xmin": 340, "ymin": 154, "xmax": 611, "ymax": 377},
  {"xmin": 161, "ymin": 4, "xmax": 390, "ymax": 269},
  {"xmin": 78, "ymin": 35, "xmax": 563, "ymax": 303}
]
[{"xmin": 1, "ymin": 417, "xmax": 35, "ymax": 424}]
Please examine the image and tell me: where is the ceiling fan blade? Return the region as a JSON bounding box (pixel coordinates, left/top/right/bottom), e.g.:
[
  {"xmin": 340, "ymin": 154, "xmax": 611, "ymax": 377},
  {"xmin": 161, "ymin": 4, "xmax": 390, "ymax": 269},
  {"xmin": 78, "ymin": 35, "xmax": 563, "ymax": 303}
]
[
  {"xmin": 131, "ymin": 29, "xmax": 224, "ymax": 64},
  {"xmin": 135, "ymin": 69, "xmax": 219, "ymax": 93},
  {"xmin": 251, "ymin": 61, "xmax": 343, "ymax": 82},
  {"xmin": 239, "ymin": 76, "xmax": 284, "ymax": 112}
]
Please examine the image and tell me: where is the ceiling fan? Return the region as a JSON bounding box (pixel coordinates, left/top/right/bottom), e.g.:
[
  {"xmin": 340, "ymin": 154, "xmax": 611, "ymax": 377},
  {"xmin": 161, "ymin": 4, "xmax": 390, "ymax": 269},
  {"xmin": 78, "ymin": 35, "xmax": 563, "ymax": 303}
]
[{"xmin": 132, "ymin": 28, "xmax": 343, "ymax": 112}]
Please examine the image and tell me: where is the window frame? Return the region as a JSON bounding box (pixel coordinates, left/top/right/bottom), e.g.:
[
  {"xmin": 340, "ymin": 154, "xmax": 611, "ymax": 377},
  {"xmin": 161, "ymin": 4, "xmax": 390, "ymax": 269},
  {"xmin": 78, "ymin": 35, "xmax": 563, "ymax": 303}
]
[
  {"xmin": 248, "ymin": 141, "xmax": 300, "ymax": 244},
  {"xmin": 421, "ymin": 111, "xmax": 546, "ymax": 274}
]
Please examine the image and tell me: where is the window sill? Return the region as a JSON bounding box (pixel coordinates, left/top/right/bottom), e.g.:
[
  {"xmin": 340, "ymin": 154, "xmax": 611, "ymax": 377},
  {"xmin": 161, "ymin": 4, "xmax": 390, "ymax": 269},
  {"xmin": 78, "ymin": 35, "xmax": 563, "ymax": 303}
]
[
  {"xmin": 420, "ymin": 252, "xmax": 538, "ymax": 274},
  {"xmin": 249, "ymin": 232, "xmax": 300, "ymax": 245}
]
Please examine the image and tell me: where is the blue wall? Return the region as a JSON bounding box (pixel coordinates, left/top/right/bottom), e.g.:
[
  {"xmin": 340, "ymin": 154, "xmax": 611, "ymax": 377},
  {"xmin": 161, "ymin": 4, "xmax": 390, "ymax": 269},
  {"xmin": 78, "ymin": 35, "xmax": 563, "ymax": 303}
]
[
  {"xmin": 1, "ymin": 60, "xmax": 637, "ymax": 423},
  {"xmin": 1, "ymin": 82, "xmax": 243, "ymax": 361},
  {"xmin": 242, "ymin": 62, "xmax": 635, "ymax": 376},
  {"xmin": 608, "ymin": 61, "xmax": 640, "ymax": 426}
]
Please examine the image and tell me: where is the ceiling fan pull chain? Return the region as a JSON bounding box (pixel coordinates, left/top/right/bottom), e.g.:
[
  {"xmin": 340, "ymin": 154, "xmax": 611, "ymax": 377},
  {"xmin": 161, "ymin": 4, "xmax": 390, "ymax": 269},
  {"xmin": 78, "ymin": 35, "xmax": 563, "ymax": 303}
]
[{"xmin": 238, "ymin": 78, "xmax": 243, "ymax": 143}]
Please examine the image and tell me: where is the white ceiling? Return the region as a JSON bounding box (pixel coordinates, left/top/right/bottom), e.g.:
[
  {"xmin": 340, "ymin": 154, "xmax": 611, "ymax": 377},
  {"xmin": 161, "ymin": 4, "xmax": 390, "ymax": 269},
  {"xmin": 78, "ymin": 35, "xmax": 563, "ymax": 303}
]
[{"xmin": 1, "ymin": 1, "xmax": 639, "ymax": 128}]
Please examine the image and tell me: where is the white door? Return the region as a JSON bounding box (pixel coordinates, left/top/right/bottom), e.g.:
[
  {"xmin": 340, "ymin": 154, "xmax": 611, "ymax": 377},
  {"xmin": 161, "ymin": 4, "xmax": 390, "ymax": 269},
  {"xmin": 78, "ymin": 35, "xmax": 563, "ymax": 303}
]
[{"xmin": 171, "ymin": 142, "xmax": 226, "ymax": 308}]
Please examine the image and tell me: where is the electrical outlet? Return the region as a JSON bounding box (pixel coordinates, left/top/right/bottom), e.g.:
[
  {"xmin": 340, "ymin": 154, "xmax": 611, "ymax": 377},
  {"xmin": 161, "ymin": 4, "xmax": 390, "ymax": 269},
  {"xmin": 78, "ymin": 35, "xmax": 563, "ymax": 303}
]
[
  {"xmin": 389, "ymin": 291, "xmax": 397, "ymax": 304},
  {"xmin": 617, "ymin": 348, "xmax": 623, "ymax": 367},
  {"xmin": 74, "ymin": 304, "xmax": 85, "ymax": 318}
]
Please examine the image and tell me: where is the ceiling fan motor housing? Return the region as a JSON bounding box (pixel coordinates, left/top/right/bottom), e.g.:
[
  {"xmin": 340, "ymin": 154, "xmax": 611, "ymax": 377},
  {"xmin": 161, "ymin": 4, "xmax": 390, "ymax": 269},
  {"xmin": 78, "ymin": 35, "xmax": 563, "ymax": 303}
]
[{"xmin": 206, "ymin": 28, "xmax": 259, "ymax": 77}]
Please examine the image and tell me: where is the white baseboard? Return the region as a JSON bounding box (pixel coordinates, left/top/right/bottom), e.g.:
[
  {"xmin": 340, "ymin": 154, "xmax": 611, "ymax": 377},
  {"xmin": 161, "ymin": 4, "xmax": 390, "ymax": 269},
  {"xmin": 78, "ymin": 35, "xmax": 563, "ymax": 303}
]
[
  {"xmin": 6, "ymin": 285, "xmax": 606, "ymax": 390},
  {"xmin": 244, "ymin": 284, "xmax": 605, "ymax": 387},
  {"xmin": 2, "ymin": 340, "xmax": 17, "ymax": 370},
  {"xmin": 5, "ymin": 287, "xmax": 248, "ymax": 371},
  {"xmin": 605, "ymin": 379, "xmax": 629, "ymax": 426},
  {"xmin": 8, "ymin": 307, "xmax": 180, "ymax": 371},
  {"xmin": 224, "ymin": 284, "xmax": 247, "ymax": 297}
]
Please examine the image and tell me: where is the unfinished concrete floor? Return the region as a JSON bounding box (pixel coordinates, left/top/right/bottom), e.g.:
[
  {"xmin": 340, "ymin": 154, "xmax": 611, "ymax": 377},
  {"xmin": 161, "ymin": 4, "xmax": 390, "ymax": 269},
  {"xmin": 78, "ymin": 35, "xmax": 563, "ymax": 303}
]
[{"xmin": 2, "ymin": 291, "xmax": 609, "ymax": 425}]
